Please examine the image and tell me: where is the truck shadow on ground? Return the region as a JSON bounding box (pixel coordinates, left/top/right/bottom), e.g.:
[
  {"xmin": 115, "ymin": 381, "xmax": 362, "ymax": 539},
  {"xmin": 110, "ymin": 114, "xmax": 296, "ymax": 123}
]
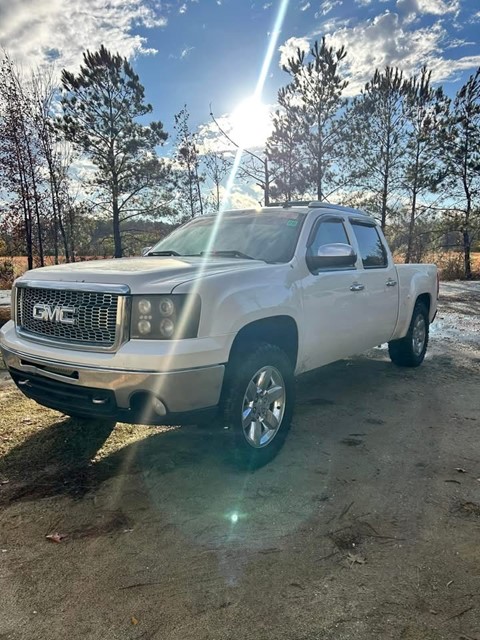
[{"xmin": 0, "ymin": 349, "xmax": 461, "ymax": 508}]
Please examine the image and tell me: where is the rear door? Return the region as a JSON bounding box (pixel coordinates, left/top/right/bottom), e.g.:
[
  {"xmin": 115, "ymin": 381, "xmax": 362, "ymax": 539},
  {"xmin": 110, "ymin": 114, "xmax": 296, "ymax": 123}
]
[{"xmin": 347, "ymin": 220, "xmax": 399, "ymax": 350}]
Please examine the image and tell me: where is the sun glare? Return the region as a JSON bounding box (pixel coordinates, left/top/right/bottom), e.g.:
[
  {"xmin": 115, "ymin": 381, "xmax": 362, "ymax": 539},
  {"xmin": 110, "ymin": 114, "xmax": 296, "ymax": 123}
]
[{"xmin": 230, "ymin": 97, "xmax": 272, "ymax": 149}]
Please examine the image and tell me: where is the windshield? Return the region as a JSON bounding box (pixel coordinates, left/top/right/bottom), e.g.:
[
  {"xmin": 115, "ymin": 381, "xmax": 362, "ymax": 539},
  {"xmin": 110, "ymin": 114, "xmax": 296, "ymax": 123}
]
[{"xmin": 149, "ymin": 210, "xmax": 306, "ymax": 263}]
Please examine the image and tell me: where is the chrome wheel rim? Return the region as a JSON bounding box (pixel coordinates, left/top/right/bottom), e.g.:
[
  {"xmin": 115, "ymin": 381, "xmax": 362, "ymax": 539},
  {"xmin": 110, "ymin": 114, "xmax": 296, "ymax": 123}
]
[
  {"xmin": 242, "ymin": 366, "xmax": 286, "ymax": 449},
  {"xmin": 412, "ymin": 314, "xmax": 426, "ymax": 356}
]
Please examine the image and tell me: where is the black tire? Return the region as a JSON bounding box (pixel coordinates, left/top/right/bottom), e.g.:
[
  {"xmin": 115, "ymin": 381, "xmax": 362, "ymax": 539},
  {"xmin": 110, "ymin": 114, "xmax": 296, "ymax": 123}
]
[
  {"xmin": 222, "ymin": 342, "xmax": 295, "ymax": 469},
  {"xmin": 388, "ymin": 301, "xmax": 429, "ymax": 367}
]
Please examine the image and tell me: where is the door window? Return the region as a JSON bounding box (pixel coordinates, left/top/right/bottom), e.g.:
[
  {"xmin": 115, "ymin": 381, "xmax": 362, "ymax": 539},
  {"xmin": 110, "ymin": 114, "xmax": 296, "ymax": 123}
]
[
  {"xmin": 309, "ymin": 219, "xmax": 350, "ymax": 257},
  {"xmin": 351, "ymin": 223, "xmax": 387, "ymax": 268}
]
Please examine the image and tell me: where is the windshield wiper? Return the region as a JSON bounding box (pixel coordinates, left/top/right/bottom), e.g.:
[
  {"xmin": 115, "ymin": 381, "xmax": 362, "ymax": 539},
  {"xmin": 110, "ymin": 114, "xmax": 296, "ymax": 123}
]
[
  {"xmin": 147, "ymin": 250, "xmax": 182, "ymax": 256},
  {"xmin": 202, "ymin": 250, "xmax": 258, "ymax": 260}
]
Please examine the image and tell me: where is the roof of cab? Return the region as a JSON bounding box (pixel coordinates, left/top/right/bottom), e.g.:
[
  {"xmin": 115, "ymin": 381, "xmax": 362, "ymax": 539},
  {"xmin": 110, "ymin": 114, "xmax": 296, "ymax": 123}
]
[
  {"xmin": 221, "ymin": 201, "xmax": 374, "ymax": 221},
  {"xmin": 267, "ymin": 201, "xmax": 374, "ymax": 220}
]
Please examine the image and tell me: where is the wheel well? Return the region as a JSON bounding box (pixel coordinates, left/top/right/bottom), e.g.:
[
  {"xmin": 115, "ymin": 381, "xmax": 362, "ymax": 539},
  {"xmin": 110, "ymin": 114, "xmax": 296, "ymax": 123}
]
[
  {"xmin": 229, "ymin": 316, "xmax": 299, "ymax": 368},
  {"xmin": 416, "ymin": 293, "xmax": 431, "ymax": 315}
]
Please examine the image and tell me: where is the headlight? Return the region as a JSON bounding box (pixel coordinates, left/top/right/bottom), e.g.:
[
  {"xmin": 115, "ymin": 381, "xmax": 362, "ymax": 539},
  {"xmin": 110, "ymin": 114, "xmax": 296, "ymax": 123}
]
[{"xmin": 130, "ymin": 295, "xmax": 200, "ymax": 340}]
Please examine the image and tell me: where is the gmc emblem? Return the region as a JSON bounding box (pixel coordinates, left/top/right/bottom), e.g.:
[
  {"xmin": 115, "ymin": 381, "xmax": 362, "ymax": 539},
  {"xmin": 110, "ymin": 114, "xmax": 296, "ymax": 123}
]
[{"xmin": 32, "ymin": 303, "xmax": 77, "ymax": 325}]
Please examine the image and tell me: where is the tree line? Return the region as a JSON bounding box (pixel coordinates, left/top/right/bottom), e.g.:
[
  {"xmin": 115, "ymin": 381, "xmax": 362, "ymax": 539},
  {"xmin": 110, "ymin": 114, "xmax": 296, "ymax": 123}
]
[
  {"xmin": 0, "ymin": 42, "xmax": 479, "ymax": 279},
  {"xmin": 265, "ymin": 39, "xmax": 480, "ymax": 278}
]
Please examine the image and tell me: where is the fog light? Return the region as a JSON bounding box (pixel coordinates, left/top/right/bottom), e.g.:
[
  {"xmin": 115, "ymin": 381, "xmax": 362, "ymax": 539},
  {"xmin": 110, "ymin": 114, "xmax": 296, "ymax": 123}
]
[{"xmin": 152, "ymin": 397, "xmax": 166, "ymax": 416}]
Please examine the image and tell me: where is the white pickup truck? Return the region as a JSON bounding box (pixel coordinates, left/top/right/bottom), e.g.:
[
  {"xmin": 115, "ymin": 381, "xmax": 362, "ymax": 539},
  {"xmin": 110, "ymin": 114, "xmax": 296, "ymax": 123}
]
[{"xmin": 1, "ymin": 203, "xmax": 438, "ymax": 466}]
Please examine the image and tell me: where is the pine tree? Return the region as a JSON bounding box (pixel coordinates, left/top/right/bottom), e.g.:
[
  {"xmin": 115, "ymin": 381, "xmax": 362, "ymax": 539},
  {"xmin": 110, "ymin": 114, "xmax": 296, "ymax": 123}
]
[
  {"xmin": 281, "ymin": 38, "xmax": 348, "ymax": 200},
  {"xmin": 59, "ymin": 45, "xmax": 169, "ymax": 258},
  {"xmin": 342, "ymin": 67, "xmax": 406, "ymax": 230},
  {"xmin": 266, "ymin": 86, "xmax": 308, "ymax": 201},
  {"xmin": 440, "ymin": 68, "xmax": 480, "ymax": 279},
  {"xmin": 402, "ymin": 67, "xmax": 448, "ymax": 263}
]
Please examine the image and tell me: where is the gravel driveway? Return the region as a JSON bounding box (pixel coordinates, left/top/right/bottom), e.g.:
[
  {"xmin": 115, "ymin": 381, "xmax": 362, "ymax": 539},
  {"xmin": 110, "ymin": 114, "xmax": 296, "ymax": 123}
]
[{"xmin": 0, "ymin": 282, "xmax": 479, "ymax": 640}]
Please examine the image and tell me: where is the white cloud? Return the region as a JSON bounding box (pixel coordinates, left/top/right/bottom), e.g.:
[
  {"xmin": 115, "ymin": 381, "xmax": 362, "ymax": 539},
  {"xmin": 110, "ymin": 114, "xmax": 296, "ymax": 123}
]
[
  {"xmin": 316, "ymin": 0, "xmax": 343, "ymax": 17},
  {"xmin": 396, "ymin": 0, "xmax": 460, "ymax": 17},
  {"xmin": 324, "ymin": 11, "xmax": 480, "ymax": 94},
  {"xmin": 219, "ymin": 185, "xmax": 263, "ymax": 211},
  {"xmin": 278, "ymin": 36, "xmax": 310, "ymax": 68},
  {"xmin": 0, "ymin": 0, "xmax": 167, "ymax": 72},
  {"xmin": 180, "ymin": 46, "xmax": 194, "ymax": 59},
  {"xmin": 300, "ymin": 2, "xmax": 311, "ymax": 10}
]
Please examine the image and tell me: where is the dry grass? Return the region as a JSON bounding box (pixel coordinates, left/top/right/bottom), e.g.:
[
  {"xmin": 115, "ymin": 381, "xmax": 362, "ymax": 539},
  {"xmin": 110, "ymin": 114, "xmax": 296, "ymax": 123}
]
[
  {"xmin": 393, "ymin": 251, "xmax": 480, "ymax": 280},
  {"xmin": 0, "ymin": 306, "xmax": 10, "ymax": 329},
  {"xmin": 1, "ymin": 256, "xmax": 103, "ymax": 287}
]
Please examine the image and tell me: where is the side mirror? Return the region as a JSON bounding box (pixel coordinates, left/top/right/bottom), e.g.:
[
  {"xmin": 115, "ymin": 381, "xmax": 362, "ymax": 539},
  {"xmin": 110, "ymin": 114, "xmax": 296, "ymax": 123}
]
[
  {"xmin": 142, "ymin": 246, "xmax": 152, "ymax": 256},
  {"xmin": 306, "ymin": 243, "xmax": 357, "ymax": 271}
]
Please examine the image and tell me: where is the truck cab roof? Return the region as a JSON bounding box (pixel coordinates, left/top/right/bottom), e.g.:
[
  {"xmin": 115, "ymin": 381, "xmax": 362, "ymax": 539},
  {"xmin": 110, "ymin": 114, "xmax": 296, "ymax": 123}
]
[{"xmin": 222, "ymin": 201, "xmax": 375, "ymax": 222}]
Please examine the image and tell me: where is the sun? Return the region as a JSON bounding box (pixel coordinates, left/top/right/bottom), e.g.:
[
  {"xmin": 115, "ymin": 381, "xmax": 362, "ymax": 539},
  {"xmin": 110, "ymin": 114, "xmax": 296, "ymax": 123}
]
[{"xmin": 230, "ymin": 96, "xmax": 272, "ymax": 150}]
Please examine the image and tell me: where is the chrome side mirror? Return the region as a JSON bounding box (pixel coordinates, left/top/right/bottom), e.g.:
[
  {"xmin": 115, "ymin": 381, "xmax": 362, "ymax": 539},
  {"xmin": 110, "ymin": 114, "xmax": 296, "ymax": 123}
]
[{"xmin": 306, "ymin": 243, "xmax": 357, "ymax": 271}]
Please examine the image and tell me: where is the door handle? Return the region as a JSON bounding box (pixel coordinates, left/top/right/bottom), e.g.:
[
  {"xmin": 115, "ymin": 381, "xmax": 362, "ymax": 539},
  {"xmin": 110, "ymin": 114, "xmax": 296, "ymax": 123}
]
[
  {"xmin": 386, "ymin": 279, "xmax": 397, "ymax": 287},
  {"xmin": 350, "ymin": 283, "xmax": 365, "ymax": 292}
]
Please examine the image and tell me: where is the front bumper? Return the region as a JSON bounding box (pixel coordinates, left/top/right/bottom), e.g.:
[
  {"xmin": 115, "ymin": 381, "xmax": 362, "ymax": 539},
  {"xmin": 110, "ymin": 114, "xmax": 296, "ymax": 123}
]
[{"xmin": 1, "ymin": 343, "xmax": 224, "ymax": 425}]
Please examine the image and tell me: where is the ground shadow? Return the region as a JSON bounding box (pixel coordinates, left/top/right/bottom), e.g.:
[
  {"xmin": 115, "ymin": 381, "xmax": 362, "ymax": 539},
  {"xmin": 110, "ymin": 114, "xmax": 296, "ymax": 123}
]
[{"xmin": 0, "ymin": 348, "xmax": 468, "ymax": 507}]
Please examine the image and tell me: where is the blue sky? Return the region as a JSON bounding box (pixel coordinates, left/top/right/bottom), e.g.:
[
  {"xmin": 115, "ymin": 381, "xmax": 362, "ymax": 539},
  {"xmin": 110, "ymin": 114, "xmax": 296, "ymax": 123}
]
[
  {"xmin": 134, "ymin": 0, "xmax": 480, "ymax": 134},
  {"xmin": 1, "ymin": 0, "xmax": 480, "ymax": 153}
]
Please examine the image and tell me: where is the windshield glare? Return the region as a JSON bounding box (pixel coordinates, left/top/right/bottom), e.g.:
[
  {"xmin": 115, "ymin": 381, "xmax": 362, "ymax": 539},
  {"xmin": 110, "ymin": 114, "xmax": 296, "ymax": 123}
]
[{"xmin": 150, "ymin": 211, "xmax": 305, "ymax": 263}]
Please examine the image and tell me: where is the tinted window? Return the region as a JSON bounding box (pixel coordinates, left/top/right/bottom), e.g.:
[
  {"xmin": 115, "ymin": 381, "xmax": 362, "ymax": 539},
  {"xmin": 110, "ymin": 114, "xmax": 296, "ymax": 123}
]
[
  {"xmin": 351, "ymin": 223, "xmax": 387, "ymax": 268},
  {"xmin": 309, "ymin": 219, "xmax": 349, "ymax": 256}
]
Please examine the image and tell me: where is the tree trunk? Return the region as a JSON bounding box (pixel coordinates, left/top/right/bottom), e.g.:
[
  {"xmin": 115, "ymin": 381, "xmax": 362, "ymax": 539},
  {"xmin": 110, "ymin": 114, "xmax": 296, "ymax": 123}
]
[
  {"xmin": 264, "ymin": 158, "xmax": 270, "ymax": 205},
  {"xmin": 381, "ymin": 127, "xmax": 391, "ymax": 231},
  {"xmin": 112, "ymin": 197, "xmax": 122, "ymax": 258},
  {"xmin": 194, "ymin": 165, "xmax": 203, "ymax": 215},
  {"xmin": 112, "ymin": 175, "xmax": 122, "ymax": 258},
  {"xmin": 405, "ymin": 188, "xmax": 417, "ymax": 264},
  {"xmin": 317, "ymin": 134, "xmax": 323, "ymax": 201},
  {"xmin": 405, "ymin": 144, "xmax": 420, "ymax": 264},
  {"xmin": 463, "ymin": 228, "xmax": 472, "ymax": 280}
]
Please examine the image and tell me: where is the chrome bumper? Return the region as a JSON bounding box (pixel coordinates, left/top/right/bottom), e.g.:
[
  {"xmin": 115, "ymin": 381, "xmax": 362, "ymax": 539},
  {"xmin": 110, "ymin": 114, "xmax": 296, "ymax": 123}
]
[{"xmin": 1, "ymin": 345, "xmax": 224, "ymax": 419}]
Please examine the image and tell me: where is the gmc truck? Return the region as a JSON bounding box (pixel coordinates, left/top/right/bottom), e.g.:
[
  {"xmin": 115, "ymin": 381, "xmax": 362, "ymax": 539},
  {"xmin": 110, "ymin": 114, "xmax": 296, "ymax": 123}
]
[{"xmin": 0, "ymin": 202, "xmax": 438, "ymax": 466}]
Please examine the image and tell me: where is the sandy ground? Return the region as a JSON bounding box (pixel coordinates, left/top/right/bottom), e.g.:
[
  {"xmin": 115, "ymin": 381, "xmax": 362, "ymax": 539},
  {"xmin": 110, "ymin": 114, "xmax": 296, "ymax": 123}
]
[{"xmin": 0, "ymin": 282, "xmax": 479, "ymax": 640}]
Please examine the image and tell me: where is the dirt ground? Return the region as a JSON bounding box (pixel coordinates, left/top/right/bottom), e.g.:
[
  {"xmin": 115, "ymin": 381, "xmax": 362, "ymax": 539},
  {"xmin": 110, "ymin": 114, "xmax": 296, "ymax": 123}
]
[{"xmin": 0, "ymin": 282, "xmax": 479, "ymax": 640}]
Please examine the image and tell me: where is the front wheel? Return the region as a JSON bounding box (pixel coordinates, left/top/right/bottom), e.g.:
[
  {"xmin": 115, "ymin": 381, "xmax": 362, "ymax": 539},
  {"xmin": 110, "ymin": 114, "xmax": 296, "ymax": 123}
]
[
  {"xmin": 388, "ymin": 301, "xmax": 429, "ymax": 367},
  {"xmin": 222, "ymin": 342, "xmax": 295, "ymax": 469}
]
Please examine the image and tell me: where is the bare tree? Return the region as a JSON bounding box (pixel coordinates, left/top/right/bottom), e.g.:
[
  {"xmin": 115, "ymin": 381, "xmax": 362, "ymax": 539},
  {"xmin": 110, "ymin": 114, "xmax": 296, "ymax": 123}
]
[
  {"xmin": 203, "ymin": 151, "xmax": 230, "ymax": 210},
  {"xmin": 0, "ymin": 53, "xmax": 46, "ymax": 268},
  {"xmin": 174, "ymin": 106, "xmax": 204, "ymax": 218}
]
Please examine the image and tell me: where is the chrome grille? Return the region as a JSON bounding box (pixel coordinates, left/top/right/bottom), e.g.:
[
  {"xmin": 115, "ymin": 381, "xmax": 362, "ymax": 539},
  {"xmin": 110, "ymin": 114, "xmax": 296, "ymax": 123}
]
[{"xmin": 16, "ymin": 286, "xmax": 120, "ymax": 348}]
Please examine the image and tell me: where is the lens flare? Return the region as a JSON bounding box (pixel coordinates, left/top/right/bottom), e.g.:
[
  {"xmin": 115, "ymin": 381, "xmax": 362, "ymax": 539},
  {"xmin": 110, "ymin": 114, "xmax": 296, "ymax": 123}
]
[{"xmin": 137, "ymin": 0, "xmax": 291, "ymax": 426}]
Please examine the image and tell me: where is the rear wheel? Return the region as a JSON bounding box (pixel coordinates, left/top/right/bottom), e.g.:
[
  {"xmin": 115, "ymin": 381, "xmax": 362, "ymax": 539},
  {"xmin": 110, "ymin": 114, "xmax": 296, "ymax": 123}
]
[
  {"xmin": 388, "ymin": 301, "xmax": 429, "ymax": 367},
  {"xmin": 222, "ymin": 342, "xmax": 295, "ymax": 468}
]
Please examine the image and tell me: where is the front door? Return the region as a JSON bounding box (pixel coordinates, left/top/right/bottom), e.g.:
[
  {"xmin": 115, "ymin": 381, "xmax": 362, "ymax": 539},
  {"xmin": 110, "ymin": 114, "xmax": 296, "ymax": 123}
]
[{"xmin": 299, "ymin": 217, "xmax": 361, "ymax": 371}]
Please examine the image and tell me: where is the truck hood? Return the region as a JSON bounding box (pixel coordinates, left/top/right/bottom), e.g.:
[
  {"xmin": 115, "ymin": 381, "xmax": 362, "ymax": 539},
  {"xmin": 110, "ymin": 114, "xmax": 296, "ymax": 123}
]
[{"xmin": 16, "ymin": 256, "xmax": 269, "ymax": 293}]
